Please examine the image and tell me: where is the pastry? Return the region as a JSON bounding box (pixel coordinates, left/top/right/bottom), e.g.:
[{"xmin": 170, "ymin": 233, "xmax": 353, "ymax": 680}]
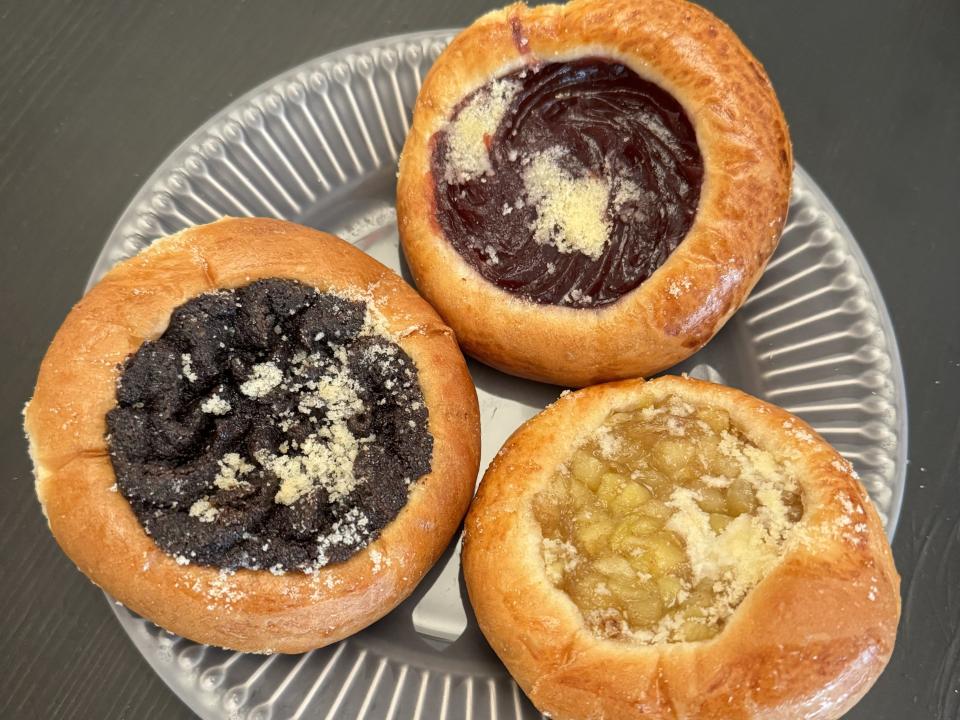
[
  {"xmin": 397, "ymin": 0, "xmax": 792, "ymax": 386},
  {"xmin": 463, "ymin": 376, "xmax": 899, "ymax": 719},
  {"xmin": 24, "ymin": 217, "xmax": 481, "ymax": 653}
]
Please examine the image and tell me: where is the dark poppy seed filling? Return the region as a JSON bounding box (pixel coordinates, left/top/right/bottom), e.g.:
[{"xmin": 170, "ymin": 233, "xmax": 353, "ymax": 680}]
[
  {"xmin": 431, "ymin": 58, "xmax": 703, "ymax": 308},
  {"xmin": 106, "ymin": 279, "xmax": 433, "ymax": 573}
]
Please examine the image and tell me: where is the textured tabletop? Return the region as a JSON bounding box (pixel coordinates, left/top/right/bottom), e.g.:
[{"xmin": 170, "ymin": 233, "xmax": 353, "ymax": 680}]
[{"xmin": 1, "ymin": 1, "xmax": 958, "ymax": 718}]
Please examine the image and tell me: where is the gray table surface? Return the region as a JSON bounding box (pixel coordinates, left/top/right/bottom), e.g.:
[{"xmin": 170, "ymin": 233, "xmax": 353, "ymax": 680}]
[{"xmin": 2, "ymin": 1, "xmax": 958, "ymax": 718}]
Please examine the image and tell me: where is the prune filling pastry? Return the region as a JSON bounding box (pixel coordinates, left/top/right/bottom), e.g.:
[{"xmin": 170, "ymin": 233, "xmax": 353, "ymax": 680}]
[
  {"xmin": 398, "ymin": 0, "xmax": 792, "ymax": 386},
  {"xmin": 464, "ymin": 376, "xmax": 899, "ymax": 720},
  {"xmin": 25, "ymin": 218, "xmax": 480, "ymax": 653}
]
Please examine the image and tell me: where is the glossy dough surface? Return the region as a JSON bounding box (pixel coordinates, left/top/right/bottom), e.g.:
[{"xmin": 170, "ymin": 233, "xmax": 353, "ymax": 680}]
[
  {"xmin": 25, "ymin": 218, "xmax": 481, "ymax": 653},
  {"xmin": 463, "ymin": 376, "xmax": 899, "ymax": 720},
  {"xmin": 398, "ymin": 0, "xmax": 792, "ymax": 385}
]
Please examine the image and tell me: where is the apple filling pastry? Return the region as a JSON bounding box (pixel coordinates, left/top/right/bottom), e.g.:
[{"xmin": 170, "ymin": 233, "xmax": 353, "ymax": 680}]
[{"xmin": 534, "ymin": 396, "xmax": 803, "ymax": 643}]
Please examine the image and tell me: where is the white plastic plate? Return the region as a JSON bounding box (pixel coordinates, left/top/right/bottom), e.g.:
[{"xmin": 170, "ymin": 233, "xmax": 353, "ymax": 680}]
[{"xmin": 90, "ymin": 30, "xmax": 907, "ymax": 720}]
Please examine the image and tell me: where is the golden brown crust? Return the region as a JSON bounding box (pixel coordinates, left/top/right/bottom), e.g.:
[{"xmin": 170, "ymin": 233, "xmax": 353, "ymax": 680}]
[
  {"xmin": 463, "ymin": 376, "xmax": 899, "ymax": 720},
  {"xmin": 25, "ymin": 217, "xmax": 481, "ymax": 653},
  {"xmin": 397, "ymin": 0, "xmax": 792, "ymax": 386}
]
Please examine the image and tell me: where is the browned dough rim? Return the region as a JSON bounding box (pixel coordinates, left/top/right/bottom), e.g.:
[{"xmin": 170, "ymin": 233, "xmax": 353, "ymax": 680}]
[
  {"xmin": 397, "ymin": 0, "xmax": 792, "ymax": 386},
  {"xmin": 25, "ymin": 217, "xmax": 481, "ymax": 653},
  {"xmin": 463, "ymin": 376, "xmax": 899, "ymax": 720}
]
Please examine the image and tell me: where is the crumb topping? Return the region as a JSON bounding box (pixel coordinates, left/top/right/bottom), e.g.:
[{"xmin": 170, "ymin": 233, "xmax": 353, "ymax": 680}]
[
  {"xmin": 188, "ymin": 498, "xmax": 219, "ymax": 523},
  {"xmin": 262, "ymin": 424, "xmax": 361, "ymax": 506},
  {"xmin": 239, "ymin": 361, "xmax": 284, "ymax": 398},
  {"xmin": 523, "ymin": 148, "xmax": 612, "ymax": 259},
  {"xmin": 213, "ymin": 452, "xmax": 254, "ymax": 490},
  {"xmin": 180, "ymin": 353, "xmax": 197, "ymax": 383},
  {"xmin": 200, "ymin": 394, "xmax": 231, "ymax": 415},
  {"xmin": 445, "ymin": 78, "xmax": 520, "ymax": 183}
]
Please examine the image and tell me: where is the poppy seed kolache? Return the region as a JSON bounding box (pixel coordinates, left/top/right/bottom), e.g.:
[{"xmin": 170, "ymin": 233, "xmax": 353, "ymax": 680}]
[
  {"xmin": 24, "ymin": 218, "xmax": 480, "ymax": 653},
  {"xmin": 397, "ymin": 0, "xmax": 792, "ymax": 386}
]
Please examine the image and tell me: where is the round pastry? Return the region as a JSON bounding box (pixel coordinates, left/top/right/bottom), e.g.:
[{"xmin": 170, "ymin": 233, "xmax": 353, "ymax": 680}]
[
  {"xmin": 24, "ymin": 217, "xmax": 480, "ymax": 653},
  {"xmin": 463, "ymin": 376, "xmax": 899, "ymax": 719},
  {"xmin": 397, "ymin": 0, "xmax": 792, "ymax": 386}
]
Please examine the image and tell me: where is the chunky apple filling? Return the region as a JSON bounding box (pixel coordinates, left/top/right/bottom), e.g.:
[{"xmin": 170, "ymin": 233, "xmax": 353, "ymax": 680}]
[{"xmin": 533, "ymin": 395, "xmax": 803, "ymax": 643}]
